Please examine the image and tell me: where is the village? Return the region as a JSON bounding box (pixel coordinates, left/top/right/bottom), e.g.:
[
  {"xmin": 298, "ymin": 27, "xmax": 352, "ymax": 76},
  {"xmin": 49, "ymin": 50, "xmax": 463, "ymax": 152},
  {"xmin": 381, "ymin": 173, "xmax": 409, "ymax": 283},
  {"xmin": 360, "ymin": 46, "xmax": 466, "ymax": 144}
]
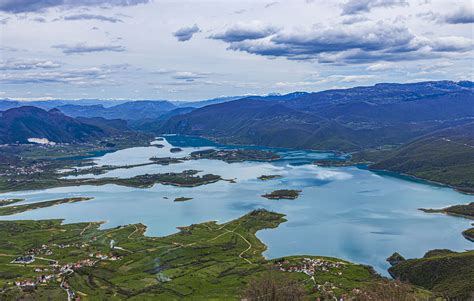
[
  {"xmin": 275, "ymin": 257, "xmax": 347, "ymax": 277},
  {"xmin": 9, "ymin": 240, "xmax": 122, "ymax": 299},
  {"xmin": 274, "ymin": 257, "xmax": 350, "ymax": 297}
]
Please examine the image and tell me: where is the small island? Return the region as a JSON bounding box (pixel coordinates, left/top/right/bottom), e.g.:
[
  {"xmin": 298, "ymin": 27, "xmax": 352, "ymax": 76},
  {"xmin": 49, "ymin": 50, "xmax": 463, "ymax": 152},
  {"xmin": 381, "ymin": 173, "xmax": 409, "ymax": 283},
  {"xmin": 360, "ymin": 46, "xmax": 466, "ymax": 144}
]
[
  {"xmin": 313, "ymin": 159, "xmax": 354, "ymax": 167},
  {"xmin": 190, "ymin": 149, "xmax": 280, "ymax": 163},
  {"xmin": 262, "ymin": 189, "xmax": 301, "ymax": 200},
  {"xmin": 174, "ymin": 197, "xmax": 193, "ymax": 202},
  {"xmin": 149, "ymin": 157, "xmax": 183, "ymax": 165},
  {"xmin": 170, "ymin": 147, "xmax": 183, "ymax": 153},
  {"xmin": 75, "ymin": 170, "xmax": 221, "ymax": 188},
  {"xmin": 258, "ymin": 175, "xmax": 282, "ymax": 181}
]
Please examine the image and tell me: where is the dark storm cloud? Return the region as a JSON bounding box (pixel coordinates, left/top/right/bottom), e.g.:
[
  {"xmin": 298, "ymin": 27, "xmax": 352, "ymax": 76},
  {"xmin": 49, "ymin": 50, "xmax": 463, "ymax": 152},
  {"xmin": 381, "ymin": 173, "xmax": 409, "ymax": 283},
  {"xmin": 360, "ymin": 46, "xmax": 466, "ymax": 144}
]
[
  {"xmin": 0, "ymin": 0, "xmax": 149, "ymax": 13},
  {"xmin": 173, "ymin": 24, "xmax": 200, "ymax": 42}
]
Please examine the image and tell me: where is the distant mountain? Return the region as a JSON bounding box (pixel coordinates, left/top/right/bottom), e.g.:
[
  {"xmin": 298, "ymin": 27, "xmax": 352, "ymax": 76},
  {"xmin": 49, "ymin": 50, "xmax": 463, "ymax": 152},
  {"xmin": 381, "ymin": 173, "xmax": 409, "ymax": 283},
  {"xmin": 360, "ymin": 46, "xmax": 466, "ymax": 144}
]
[
  {"xmin": 172, "ymin": 96, "xmax": 245, "ymax": 108},
  {"xmin": 160, "ymin": 81, "xmax": 474, "ymax": 151},
  {"xmin": 0, "ymin": 99, "xmax": 128, "ymax": 111},
  {"xmin": 57, "ymin": 100, "xmax": 177, "ymax": 120},
  {"xmin": 0, "ymin": 107, "xmax": 119, "ymax": 144}
]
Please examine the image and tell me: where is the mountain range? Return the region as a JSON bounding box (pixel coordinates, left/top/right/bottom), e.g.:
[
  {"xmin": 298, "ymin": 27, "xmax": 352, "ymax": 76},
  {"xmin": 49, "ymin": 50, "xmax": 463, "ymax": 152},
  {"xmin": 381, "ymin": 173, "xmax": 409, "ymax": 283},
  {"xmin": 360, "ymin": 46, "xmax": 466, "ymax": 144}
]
[{"xmin": 160, "ymin": 81, "xmax": 474, "ymax": 151}]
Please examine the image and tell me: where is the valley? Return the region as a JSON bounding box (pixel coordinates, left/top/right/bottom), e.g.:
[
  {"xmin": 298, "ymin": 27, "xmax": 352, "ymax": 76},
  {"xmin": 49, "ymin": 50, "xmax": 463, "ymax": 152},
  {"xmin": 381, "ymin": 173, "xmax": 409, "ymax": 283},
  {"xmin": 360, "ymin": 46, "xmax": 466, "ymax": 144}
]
[{"xmin": 0, "ymin": 81, "xmax": 473, "ymax": 300}]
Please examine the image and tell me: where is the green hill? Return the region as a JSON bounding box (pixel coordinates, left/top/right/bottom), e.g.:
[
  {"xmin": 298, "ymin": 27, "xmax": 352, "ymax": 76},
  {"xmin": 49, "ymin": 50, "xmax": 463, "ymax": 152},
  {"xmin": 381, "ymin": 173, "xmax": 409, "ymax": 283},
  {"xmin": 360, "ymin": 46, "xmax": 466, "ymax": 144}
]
[{"xmin": 388, "ymin": 250, "xmax": 474, "ymax": 300}]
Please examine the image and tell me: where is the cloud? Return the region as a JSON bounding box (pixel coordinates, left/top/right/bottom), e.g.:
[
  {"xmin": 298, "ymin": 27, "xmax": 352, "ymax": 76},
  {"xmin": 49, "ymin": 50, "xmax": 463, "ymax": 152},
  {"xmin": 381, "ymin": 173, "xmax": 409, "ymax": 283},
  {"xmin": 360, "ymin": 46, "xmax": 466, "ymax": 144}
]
[
  {"xmin": 437, "ymin": 5, "xmax": 474, "ymax": 24},
  {"xmin": 264, "ymin": 1, "xmax": 279, "ymax": 8},
  {"xmin": 151, "ymin": 69, "xmax": 212, "ymax": 82},
  {"xmin": 0, "ymin": 67, "xmax": 111, "ymax": 86},
  {"xmin": 173, "ymin": 24, "xmax": 200, "ymax": 42},
  {"xmin": 0, "ymin": 59, "xmax": 61, "ymax": 70},
  {"xmin": 275, "ymin": 74, "xmax": 375, "ymax": 88},
  {"xmin": 172, "ymin": 71, "xmax": 208, "ymax": 81},
  {"xmin": 209, "ymin": 22, "xmax": 279, "ymax": 42},
  {"xmin": 342, "ymin": 15, "xmax": 370, "ymax": 24},
  {"xmin": 0, "ymin": 0, "xmax": 150, "ymax": 13},
  {"xmin": 52, "ymin": 43, "xmax": 126, "ymax": 54},
  {"xmin": 429, "ymin": 36, "xmax": 472, "ymax": 52},
  {"xmin": 32, "ymin": 17, "xmax": 46, "ymax": 23},
  {"xmin": 64, "ymin": 14, "xmax": 123, "ymax": 23},
  {"xmin": 419, "ymin": 7, "xmax": 474, "ymax": 24},
  {"xmin": 341, "ymin": 0, "xmax": 408, "ymax": 15},
  {"xmin": 444, "ymin": 8, "xmax": 474, "ymax": 24},
  {"xmin": 217, "ymin": 21, "xmax": 473, "ymax": 64},
  {"xmin": 366, "ymin": 62, "xmax": 395, "ymax": 71}
]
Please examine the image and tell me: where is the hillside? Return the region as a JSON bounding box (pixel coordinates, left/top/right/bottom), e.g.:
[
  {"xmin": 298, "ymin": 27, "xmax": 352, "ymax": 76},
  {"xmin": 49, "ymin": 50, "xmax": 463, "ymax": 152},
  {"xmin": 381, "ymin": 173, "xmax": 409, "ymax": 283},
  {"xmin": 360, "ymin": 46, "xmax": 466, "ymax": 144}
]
[
  {"xmin": 370, "ymin": 122, "xmax": 474, "ymax": 193},
  {"xmin": 0, "ymin": 107, "xmax": 118, "ymax": 144},
  {"xmin": 388, "ymin": 250, "xmax": 474, "ymax": 299}
]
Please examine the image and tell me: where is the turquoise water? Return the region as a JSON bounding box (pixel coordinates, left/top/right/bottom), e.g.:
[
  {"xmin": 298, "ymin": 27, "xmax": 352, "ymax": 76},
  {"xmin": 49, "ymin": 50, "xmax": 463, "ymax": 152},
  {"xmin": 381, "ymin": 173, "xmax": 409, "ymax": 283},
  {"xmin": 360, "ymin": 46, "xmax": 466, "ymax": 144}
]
[{"xmin": 1, "ymin": 135, "xmax": 472, "ymax": 275}]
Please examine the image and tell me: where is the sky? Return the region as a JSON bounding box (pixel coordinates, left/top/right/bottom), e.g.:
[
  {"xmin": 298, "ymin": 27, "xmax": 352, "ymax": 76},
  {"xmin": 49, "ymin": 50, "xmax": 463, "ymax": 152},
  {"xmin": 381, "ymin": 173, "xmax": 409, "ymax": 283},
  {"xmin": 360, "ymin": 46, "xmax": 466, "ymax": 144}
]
[{"xmin": 0, "ymin": 0, "xmax": 473, "ymax": 101}]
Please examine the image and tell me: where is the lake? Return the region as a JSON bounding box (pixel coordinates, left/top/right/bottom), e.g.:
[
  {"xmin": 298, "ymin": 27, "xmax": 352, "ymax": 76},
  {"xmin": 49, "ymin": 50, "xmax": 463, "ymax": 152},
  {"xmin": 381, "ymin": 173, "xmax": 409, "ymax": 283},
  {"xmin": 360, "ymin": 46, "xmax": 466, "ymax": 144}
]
[{"xmin": 1, "ymin": 135, "xmax": 472, "ymax": 275}]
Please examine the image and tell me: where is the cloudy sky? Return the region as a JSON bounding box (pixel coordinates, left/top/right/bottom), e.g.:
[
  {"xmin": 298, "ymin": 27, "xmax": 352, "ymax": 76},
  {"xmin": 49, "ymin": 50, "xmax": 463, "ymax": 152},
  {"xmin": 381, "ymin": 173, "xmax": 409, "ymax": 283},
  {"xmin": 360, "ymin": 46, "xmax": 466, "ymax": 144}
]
[{"xmin": 0, "ymin": 0, "xmax": 473, "ymax": 101}]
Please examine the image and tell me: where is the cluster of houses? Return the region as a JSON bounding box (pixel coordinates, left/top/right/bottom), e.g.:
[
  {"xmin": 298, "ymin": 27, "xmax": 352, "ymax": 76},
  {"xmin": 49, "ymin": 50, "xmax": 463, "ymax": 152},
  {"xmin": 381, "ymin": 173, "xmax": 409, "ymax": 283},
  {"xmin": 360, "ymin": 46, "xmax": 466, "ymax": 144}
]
[
  {"xmin": 25, "ymin": 244, "xmax": 53, "ymax": 256},
  {"xmin": 14, "ymin": 273, "xmax": 56, "ymax": 288},
  {"xmin": 276, "ymin": 257, "xmax": 347, "ymax": 276},
  {"xmin": 1, "ymin": 162, "xmax": 47, "ymax": 177},
  {"xmin": 11, "ymin": 245, "xmax": 121, "ymax": 291},
  {"xmin": 11, "ymin": 255, "xmax": 35, "ymax": 264},
  {"xmin": 90, "ymin": 252, "xmax": 121, "ymax": 261}
]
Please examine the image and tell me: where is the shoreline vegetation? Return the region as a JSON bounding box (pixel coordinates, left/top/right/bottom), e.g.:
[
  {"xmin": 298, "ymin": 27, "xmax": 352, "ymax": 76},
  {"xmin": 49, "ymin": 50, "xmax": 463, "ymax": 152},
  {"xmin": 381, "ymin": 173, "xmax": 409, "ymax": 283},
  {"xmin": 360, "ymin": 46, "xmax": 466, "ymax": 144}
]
[
  {"xmin": 0, "ymin": 209, "xmax": 433, "ymax": 300},
  {"xmin": 173, "ymin": 197, "xmax": 193, "ymax": 202},
  {"xmin": 313, "ymin": 156, "xmax": 474, "ymax": 195},
  {"xmin": 0, "ymin": 199, "xmax": 23, "ymax": 207},
  {"xmin": 257, "ymin": 174, "xmax": 283, "ymax": 181},
  {"xmin": 0, "ymin": 197, "xmax": 93, "ymax": 216},
  {"xmin": 62, "ymin": 170, "xmax": 222, "ymax": 189},
  {"xmin": 420, "ymin": 202, "xmax": 474, "ymax": 242},
  {"xmin": 190, "ymin": 149, "xmax": 280, "ymax": 163},
  {"xmin": 262, "ymin": 189, "xmax": 301, "ymax": 200},
  {"xmin": 0, "ymin": 140, "xmax": 282, "ymax": 193}
]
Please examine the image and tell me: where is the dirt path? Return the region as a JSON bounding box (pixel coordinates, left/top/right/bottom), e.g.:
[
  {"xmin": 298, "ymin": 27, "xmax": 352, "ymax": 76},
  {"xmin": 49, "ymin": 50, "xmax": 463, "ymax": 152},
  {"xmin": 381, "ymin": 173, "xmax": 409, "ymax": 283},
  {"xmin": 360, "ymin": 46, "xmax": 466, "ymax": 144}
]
[
  {"xmin": 80, "ymin": 222, "xmax": 92, "ymax": 236},
  {"xmin": 128, "ymin": 225, "xmax": 140, "ymax": 239}
]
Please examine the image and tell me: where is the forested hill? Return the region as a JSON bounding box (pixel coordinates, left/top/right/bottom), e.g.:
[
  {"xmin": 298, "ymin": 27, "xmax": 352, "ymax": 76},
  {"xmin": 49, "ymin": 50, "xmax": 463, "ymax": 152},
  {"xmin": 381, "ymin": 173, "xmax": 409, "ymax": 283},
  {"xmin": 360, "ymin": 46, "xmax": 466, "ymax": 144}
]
[
  {"xmin": 370, "ymin": 122, "xmax": 474, "ymax": 193},
  {"xmin": 0, "ymin": 106, "xmax": 128, "ymax": 144}
]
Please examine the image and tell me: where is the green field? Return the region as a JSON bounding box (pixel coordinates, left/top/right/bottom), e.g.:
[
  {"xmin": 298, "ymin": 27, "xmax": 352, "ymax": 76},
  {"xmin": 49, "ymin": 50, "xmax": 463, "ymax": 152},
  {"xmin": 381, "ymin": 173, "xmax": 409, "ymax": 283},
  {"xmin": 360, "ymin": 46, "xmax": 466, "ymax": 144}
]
[{"xmin": 0, "ymin": 208, "xmax": 420, "ymax": 300}]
